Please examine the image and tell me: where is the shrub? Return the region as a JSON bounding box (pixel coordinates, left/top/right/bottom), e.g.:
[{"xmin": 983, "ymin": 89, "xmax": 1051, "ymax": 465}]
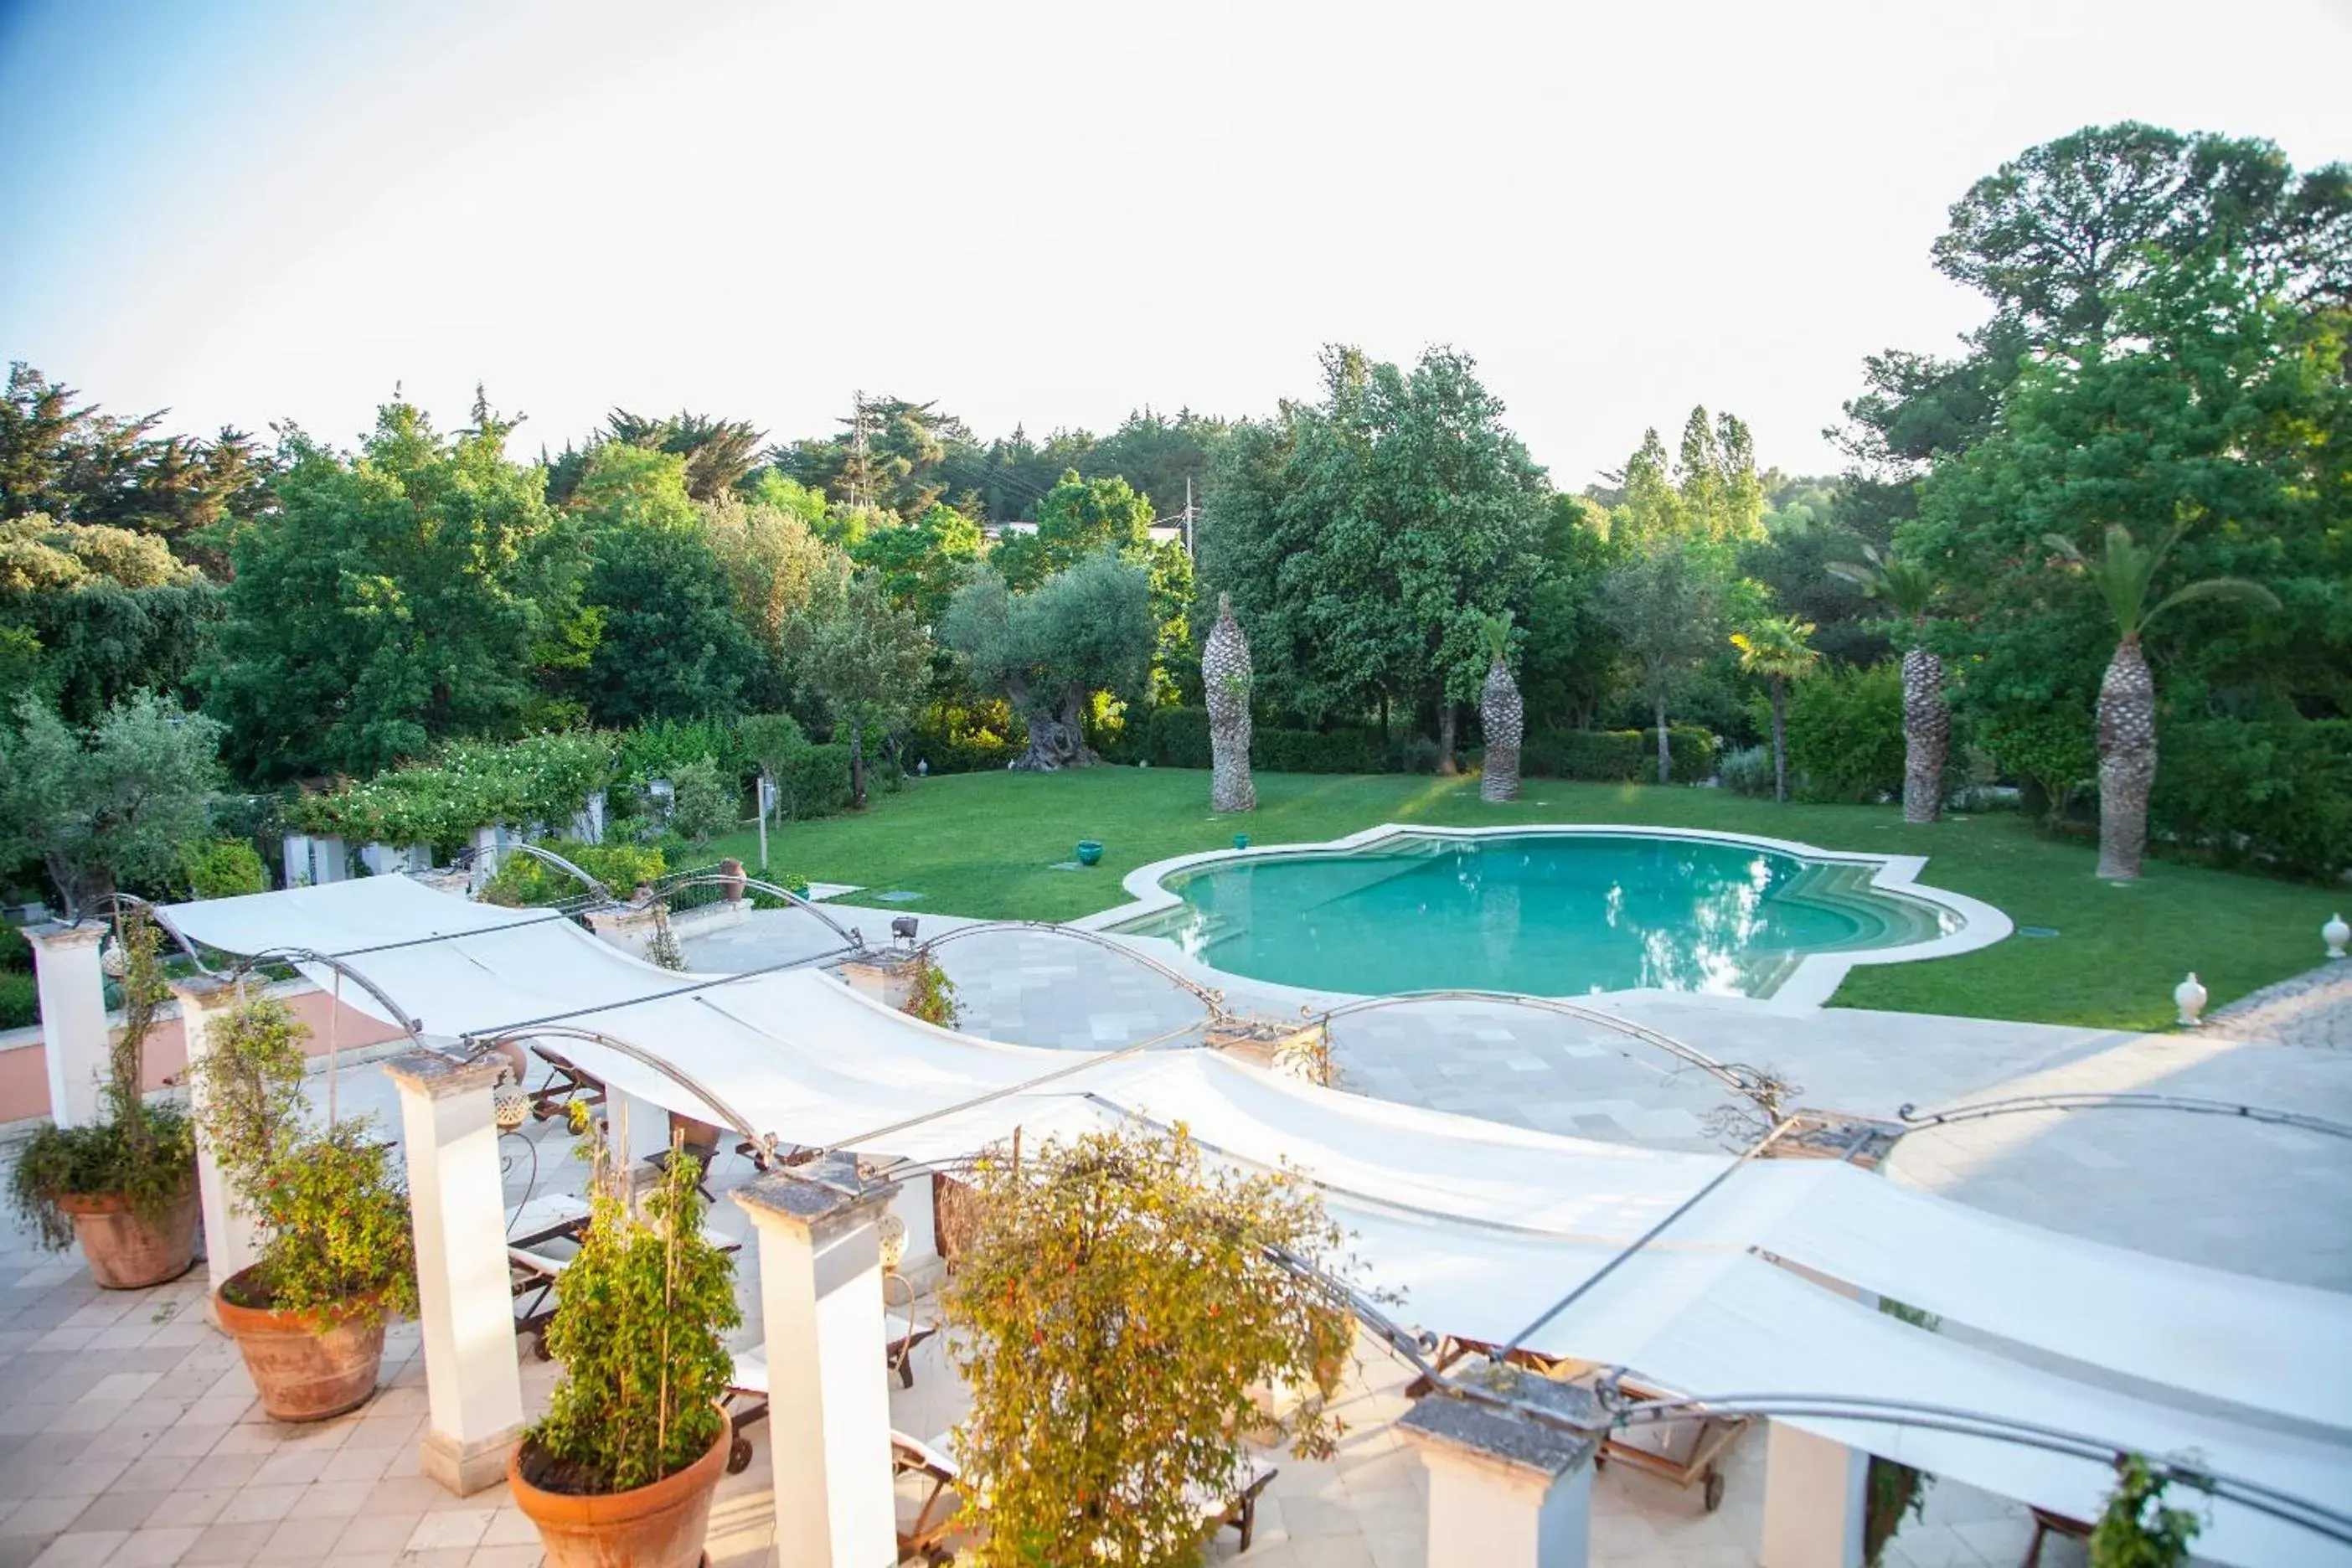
[
  {"xmin": 0, "ymin": 922, "xmax": 28, "ymax": 972},
  {"xmin": 666, "ymin": 756, "xmax": 737, "ymax": 844},
  {"xmin": 1782, "ymin": 662, "xmax": 1906, "ymax": 803},
  {"xmin": 773, "ymin": 740, "xmax": 852, "ymax": 819},
  {"xmin": 1147, "ymin": 706, "xmax": 1213, "ymax": 769},
  {"xmin": 482, "ymin": 841, "xmax": 667, "ymax": 906},
  {"xmin": 905, "ymin": 699, "xmax": 1025, "ymax": 775},
  {"xmin": 2150, "ymin": 718, "xmax": 2352, "ymax": 879},
  {"xmin": 284, "ymin": 732, "xmax": 614, "ymax": 851},
  {"xmin": 614, "ymin": 718, "xmax": 747, "ymax": 788},
  {"xmin": 1522, "ymin": 727, "xmax": 1715, "ymax": 784},
  {"xmin": 0, "ymin": 973, "xmax": 32, "ymax": 1029},
  {"xmin": 1977, "ymin": 707, "xmax": 2096, "ymax": 823},
  {"xmin": 177, "ymin": 838, "xmax": 267, "ymax": 900},
  {"xmin": 185, "ymin": 994, "xmax": 416, "ymax": 1324},
  {"xmin": 941, "ymin": 1126, "xmax": 1354, "ymax": 1567},
  {"xmin": 1719, "ymin": 745, "xmax": 1775, "ymax": 797},
  {"xmin": 1395, "ymin": 734, "xmax": 1445, "ymax": 774},
  {"xmin": 527, "ymin": 1123, "xmax": 740, "ymax": 1493},
  {"xmin": 1254, "ymin": 726, "xmax": 1380, "ymax": 774}
]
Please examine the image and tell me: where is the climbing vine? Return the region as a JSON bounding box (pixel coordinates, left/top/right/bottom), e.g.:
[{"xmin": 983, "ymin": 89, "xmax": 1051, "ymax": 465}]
[
  {"xmin": 2091, "ymin": 1454, "xmax": 2206, "ymax": 1568},
  {"xmin": 901, "ymin": 954, "xmax": 960, "ymax": 1029}
]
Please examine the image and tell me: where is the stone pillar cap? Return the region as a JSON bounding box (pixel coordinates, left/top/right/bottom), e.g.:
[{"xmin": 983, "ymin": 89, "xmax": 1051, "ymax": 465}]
[
  {"xmin": 23, "ymin": 920, "xmax": 107, "ymax": 948},
  {"xmin": 1397, "ymin": 1362, "xmax": 1602, "ymax": 1480},
  {"xmin": 384, "ymin": 1048, "xmax": 507, "ymax": 1100},
  {"xmin": 733, "ymin": 1153, "xmax": 901, "ymax": 1240},
  {"xmin": 167, "ymin": 972, "xmax": 245, "ymax": 1006}
]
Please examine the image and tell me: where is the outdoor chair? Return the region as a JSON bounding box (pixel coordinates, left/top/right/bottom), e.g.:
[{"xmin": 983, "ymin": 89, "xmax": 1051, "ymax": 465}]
[{"xmin": 524, "ymin": 1044, "xmax": 606, "ymax": 1124}]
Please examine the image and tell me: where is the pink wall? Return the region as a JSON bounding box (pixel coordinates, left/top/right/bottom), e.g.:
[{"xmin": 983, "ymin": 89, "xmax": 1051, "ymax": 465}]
[{"xmin": 0, "ymin": 991, "xmax": 406, "ymax": 1125}]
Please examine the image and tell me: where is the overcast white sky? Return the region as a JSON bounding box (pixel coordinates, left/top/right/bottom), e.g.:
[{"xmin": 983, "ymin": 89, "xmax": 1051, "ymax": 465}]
[{"xmin": 3, "ymin": 0, "xmax": 2348, "ymax": 490}]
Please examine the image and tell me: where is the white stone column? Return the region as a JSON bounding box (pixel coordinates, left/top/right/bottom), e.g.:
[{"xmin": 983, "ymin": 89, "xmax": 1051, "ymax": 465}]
[
  {"xmin": 24, "ymin": 922, "xmax": 109, "ymax": 1129},
  {"xmin": 385, "ymin": 1050, "xmax": 525, "ymax": 1495},
  {"xmin": 734, "ymin": 1155, "xmax": 901, "ymax": 1568},
  {"xmin": 1760, "ymin": 1418, "xmax": 1867, "ymax": 1568},
  {"xmin": 312, "ymin": 836, "xmax": 349, "ymax": 885},
  {"xmin": 1397, "ymin": 1367, "xmax": 1599, "ymax": 1568},
  {"xmin": 282, "ymin": 833, "xmax": 314, "ymax": 888},
  {"xmin": 174, "ymin": 975, "xmax": 266, "ymax": 1323}
]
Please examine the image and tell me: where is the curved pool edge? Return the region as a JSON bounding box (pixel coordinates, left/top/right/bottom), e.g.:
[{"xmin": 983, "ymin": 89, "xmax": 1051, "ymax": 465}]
[{"xmin": 1071, "ymin": 822, "xmax": 2014, "ymax": 1014}]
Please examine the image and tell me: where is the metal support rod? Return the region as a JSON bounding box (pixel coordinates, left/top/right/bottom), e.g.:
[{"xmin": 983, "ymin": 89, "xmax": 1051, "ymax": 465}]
[{"xmin": 1896, "ymin": 1091, "xmax": 2352, "ymax": 1142}]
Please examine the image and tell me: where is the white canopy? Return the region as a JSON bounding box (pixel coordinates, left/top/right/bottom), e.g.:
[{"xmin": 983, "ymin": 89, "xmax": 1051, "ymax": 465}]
[{"xmin": 162, "ymin": 876, "xmax": 2352, "ymax": 1565}]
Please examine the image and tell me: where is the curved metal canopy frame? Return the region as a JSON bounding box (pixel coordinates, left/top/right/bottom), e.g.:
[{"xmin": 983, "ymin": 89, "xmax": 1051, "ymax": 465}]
[
  {"xmin": 917, "ymin": 921, "xmax": 1227, "ymax": 1014},
  {"xmin": 1313, "ymin": 989, "xmax": 1767, "ymax": 1105},
  {"xmin": 444, "ymin": 848, "xmax": 866, "ymax": 951},
  {"xmin": 112, "ymin": 894, "xmax": 431, "ymax": 1052},
  {"xmin": 1897, "ymin": 1091, "xmax": 2352, "ymax": 1142},
  {"xmin": 461, "ymin": 1022, "xmax": 781, "ymax": 1168}
]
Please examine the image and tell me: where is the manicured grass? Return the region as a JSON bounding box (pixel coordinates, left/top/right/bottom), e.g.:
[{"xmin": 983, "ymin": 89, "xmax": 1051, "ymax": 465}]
[{"xmin": 707, "ymin": 768, "xmax": 2341, "ymax": 1033}]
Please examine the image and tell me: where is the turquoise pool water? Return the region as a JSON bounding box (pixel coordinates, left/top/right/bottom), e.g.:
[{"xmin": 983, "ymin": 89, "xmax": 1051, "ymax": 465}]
[{"xmin": 1116, "ymin": 833, "xmax": 1957, "ymax": 998}]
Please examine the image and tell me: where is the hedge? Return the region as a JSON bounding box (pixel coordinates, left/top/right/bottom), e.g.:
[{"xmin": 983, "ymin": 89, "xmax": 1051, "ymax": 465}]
[
  {"xmin": 772, "ymin": 740, "xmax": 853, "ymax": 819},
  {"xmin": 1781, "ymin": 662, "xmax": 1906, "ymax": 803},
  {"xmin": 482, "ymin": 841, "xmax": 668, "ymax": 906},
  {"xmin": 1523, "ymin": 727, "xmax": 1715, "ymax": 785},
  {"xmin": 2150, "ymin": 718, "xmax": 2352, "ymax": 879}
]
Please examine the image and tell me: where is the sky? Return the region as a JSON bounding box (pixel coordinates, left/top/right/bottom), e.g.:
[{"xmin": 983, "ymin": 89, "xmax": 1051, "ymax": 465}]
[{"xmin": 3, "ymin": 0, "xmax": 2349, "ymax": 491}]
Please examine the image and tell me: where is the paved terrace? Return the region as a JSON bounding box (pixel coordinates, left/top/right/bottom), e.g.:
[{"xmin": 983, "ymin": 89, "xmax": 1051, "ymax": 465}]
[{"xmin": 0, "ymin": 907, "xmax": 2343, "ymax": 1567}]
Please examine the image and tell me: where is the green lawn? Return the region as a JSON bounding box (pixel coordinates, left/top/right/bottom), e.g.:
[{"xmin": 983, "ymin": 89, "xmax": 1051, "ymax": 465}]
[{"xmin": 705, "ymin": 768, "xmax": 2339, "ymax": 1033}]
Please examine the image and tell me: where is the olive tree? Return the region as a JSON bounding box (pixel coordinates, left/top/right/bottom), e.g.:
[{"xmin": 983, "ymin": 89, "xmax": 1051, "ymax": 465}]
[
  {"xmin": 0, "ymin": 692, "xmax": 223, "ymax": 921},
  {"xmin": 941, "ymin": 550, "xmax": 1156, "ymax": 771}
]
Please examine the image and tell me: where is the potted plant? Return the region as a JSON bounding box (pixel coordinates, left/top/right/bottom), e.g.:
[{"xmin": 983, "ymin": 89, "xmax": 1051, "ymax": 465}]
[
  {"xmin": 510, "ymin": 1125, "xmax": 741, "ymax": 1568},
  {"xmin": 8, "ymin": 910, "xmax": 200, "ymax": 1288},
  {"xmin": 187, "ymin": 993, "xmax": 417, "ymax": 1421}
]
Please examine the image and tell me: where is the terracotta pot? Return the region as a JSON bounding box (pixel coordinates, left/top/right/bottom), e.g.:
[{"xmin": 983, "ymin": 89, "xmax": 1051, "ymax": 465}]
[
  {"xmin": 509, "ymin": 1406, "xmax": 730, "ymax": 1568},
  {"xmin": 59, "ymin": 1184, "xmax": 199, "ymax": 1290},
  {"xmin": 214, "ymin": 1269, "xmax": 388, "ymax": 1422}
]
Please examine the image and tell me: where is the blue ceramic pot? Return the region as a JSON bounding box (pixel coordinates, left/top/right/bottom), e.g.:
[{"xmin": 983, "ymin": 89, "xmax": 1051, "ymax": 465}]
[{"xmin": 1075, "ymin": 840, "xmax": 1105, "ymax": 866}]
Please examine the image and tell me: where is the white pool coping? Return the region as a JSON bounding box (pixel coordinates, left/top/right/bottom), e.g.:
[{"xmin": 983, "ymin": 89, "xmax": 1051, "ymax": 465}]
[{"xmin": 1072, "ymin": 822, "xmax": 2014, "ymax": 1014}]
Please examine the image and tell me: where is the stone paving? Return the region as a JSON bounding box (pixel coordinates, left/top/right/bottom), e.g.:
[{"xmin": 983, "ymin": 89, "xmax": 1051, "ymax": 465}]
[
  {"xmin": 0, "ymin": 907, "xmax": 2343, "ymax": 1565},
  {"xmin": 2205, "ymin": 959, "xmax": 2352, "ymax": 1050}
]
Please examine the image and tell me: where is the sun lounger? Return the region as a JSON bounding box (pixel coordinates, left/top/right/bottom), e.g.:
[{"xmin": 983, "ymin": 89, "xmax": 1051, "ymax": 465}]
[{"xmin": 524, "ymin": 1044, "xmax": 606, "ymax": 1124}]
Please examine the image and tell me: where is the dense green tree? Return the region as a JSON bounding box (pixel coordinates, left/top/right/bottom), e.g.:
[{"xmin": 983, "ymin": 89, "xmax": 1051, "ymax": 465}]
[
  {"xmin": 941, "ymin": 553, "xmax": 1156, "ymax": 771},
  {"xmin": 1198, "ymin": 346, "xmax": 1547, "ymax": 756},
  {"xmin": 200, "ymin": 397, "xmax": 586, "ymax": 781},
  {"xmin": 784, "ymin": 562, "xmax": 934, "ymax": 806},
  {"xmin": 775, "ymin": 396, "xmax": 978, "ymax": 518},
  {"xmin": 1517, "ymin": 497, "xmax": 1621, "ymax": 731},
  {"xmin": 1079, "ymin": 407, "xmax": 1228, "ymax": 524},
  {"xmin": 702, "ymin": 487, "xmax": 842, "ymax": 683},
  {"xmin": 0, "ymin": 691, "xmax": 223, "ymax": 920},
  {"xmin": 993, "ymin": 469, "xmax": 1157, "ymax": 591},
  {"xmin": 1909, "ymin": 252, "xmax": 2351, "ymax": 739},
  {"xmin": 1604, "ymin": 408, "xmax": 1767, "ymax": 544},
  {"xmin": 1730, "ymin": 614, "xmax": 1821, "ymax": 803},
  {"xmin": 1599, "ymin": 539, "xmax": 1729, "ymax": 784},
  {"xmin": 850, "ymin": 502, "xmax": 983, "ymax": 628},
  {"xmin": 1, "ymin": 364, "xmax": 271, "ymax": 571},
  {"xmin": 604, "ymin": 409, "xmax": 765, "ymax": 501},
  {"xmin": 570, "ymin": 446, "xmax": 765, "ymax": 727}
]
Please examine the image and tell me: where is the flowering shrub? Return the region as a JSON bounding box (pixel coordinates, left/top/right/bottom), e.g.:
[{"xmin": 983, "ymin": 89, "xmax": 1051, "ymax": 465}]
[{"xmin": 284, "ymin": 732, "xmax": 614, "ymax": 850}]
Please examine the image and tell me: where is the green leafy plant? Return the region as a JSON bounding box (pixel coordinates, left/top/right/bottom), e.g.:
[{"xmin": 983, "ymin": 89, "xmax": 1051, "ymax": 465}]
[
  {"xmin": 282, "ymin": 732, "xmax": 615, "ymax": 852},
  {"xmin": 525, "ymin": 1126, "xmax": 740, "ymax": 1493},
  {"xmin": 1862, "ymin": 1299, "xmax": 1939, "ymax": 1565},
  {"xmin": 664, "ymin": 756, "xmax": 737, "ymax": 845},
  {"xmin": 2090, "ymin": 1453, "xmax": 2206, "ymax": 1568},
  {"xmin": 176, "ymin": 838, "xmax": 267, "ymax": 900},
  {"xmin": 480, "ymin": 841, "xmax": 666, "ymax": 907},
  {"xmin": 1779, "ymin": 661, "xmax": 1906, "ymax": 803},
  {"xmin": 941, "ymin": 1124, "xmax": 1357, "ymax": 1567},
  {"xmin": 8, "ymin": 910, "xmax": 197, "ymax": 1247},
  {"xmin": 901, "ymin": 954, "xmax": 960, "ymax": 1029},
  {"xmin": 185, "ymin": 993, "xmax": 417, "ymax": 1325}
]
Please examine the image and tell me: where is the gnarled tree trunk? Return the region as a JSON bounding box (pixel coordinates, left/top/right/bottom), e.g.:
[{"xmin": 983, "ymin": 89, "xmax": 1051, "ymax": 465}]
[
  {"xmin": 1204, "ymin": 595, "xmax": 1256, "ymax": 812},
  {"xmin": 1653, "ymin": 694, "xmax": 1671, "ymax": 785},
  {"xmin": 2096, "ymin": 636, "xmax": 2155, "ymax": 879},
  {"xmin": 1008, "ymin": 679, "xmax": 1099, "ymax": 771},
  {"xmin": 1436, "ymin": 704, "xmax": 1459, "ymax": 775},
  {"xmin": 1479, "ymin": 655, "xmax": 1522, "ymax": 803},
  {"xmin": 1901, "ymin": 646, "xmax": 1948, "ymax": 824}
]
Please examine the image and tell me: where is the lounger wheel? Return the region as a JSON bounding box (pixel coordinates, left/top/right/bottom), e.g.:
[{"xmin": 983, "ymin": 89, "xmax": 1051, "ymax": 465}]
[
  {"xmin": 1702, "ymin": 1467, "xmax": 1725, "ymax": 1513},
  {"xmin": 727, "ymin": 1436, "xmax": 754, "ymax": 1475}
]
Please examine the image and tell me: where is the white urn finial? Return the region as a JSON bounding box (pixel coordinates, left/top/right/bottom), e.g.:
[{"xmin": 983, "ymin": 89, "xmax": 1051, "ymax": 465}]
[
  {"xmin": 2173, "ymin": 972, "xmax": 2208, "ymax": 1028},
  {"xmin": 2324, "ymin": 913, "xmax": 2349, "ymax": 961}
]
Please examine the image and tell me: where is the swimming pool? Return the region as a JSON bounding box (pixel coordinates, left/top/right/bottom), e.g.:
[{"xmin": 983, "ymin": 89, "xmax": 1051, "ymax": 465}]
[{"xmin": 1106, "ymin": 828, "xmax": 1979, "ymax": 1001}]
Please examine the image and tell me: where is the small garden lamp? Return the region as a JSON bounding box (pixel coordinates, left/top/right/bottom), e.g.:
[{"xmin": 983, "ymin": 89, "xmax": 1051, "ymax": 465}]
[
  {"xmin": 891, "ymin": 916, "xmax": 920, "ymax": 951},
  {"xmin": 2325, "ymin": 912, "xmax": 2349, "ymax": 960},
  {"xmin": 2173, "ymin": 972, "xmax": 2208, "ymax": 1028}
]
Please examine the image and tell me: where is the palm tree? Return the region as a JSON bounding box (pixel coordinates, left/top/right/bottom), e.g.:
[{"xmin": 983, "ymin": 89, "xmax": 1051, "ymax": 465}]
[
  {"xmin": 2043, "ymin": 523, "xmax": 2277, "ymax": 880},
  {"xmin": 1478, "ymin": 612, "xmax": 1523, "ymax": 803},
  {"xmin": 1203, "ymin": 594, "xmax": 1256, "ymax": 813},
  {"xmin": 1829, "ymin": 544, "xmax": 1947, "ymax": 824},
  {"xmin": 1730, "ymin": 615, "xmax": 1820, "ymax": 803}
]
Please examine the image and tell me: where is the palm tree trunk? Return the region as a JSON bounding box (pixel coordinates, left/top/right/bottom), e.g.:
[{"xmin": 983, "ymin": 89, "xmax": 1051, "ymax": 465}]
[
  {"xmin": 2096, "ymin": 635, "xmax": 2156, "ymax": 880},
  {"xmin": 1436, "ymin": 704, "xmax": 1458, "ymax": 775},
  {"xmin": 1769, "ymin": 678, "xmax": 1787, "ymax": 803},
  {"xmin": 1901, "ymin": 646, "xmax": 1948, "ymax": 824},
  {"xmin": 1653, "ymin": 694, "xmax": 1670, "ymax": 785}
]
